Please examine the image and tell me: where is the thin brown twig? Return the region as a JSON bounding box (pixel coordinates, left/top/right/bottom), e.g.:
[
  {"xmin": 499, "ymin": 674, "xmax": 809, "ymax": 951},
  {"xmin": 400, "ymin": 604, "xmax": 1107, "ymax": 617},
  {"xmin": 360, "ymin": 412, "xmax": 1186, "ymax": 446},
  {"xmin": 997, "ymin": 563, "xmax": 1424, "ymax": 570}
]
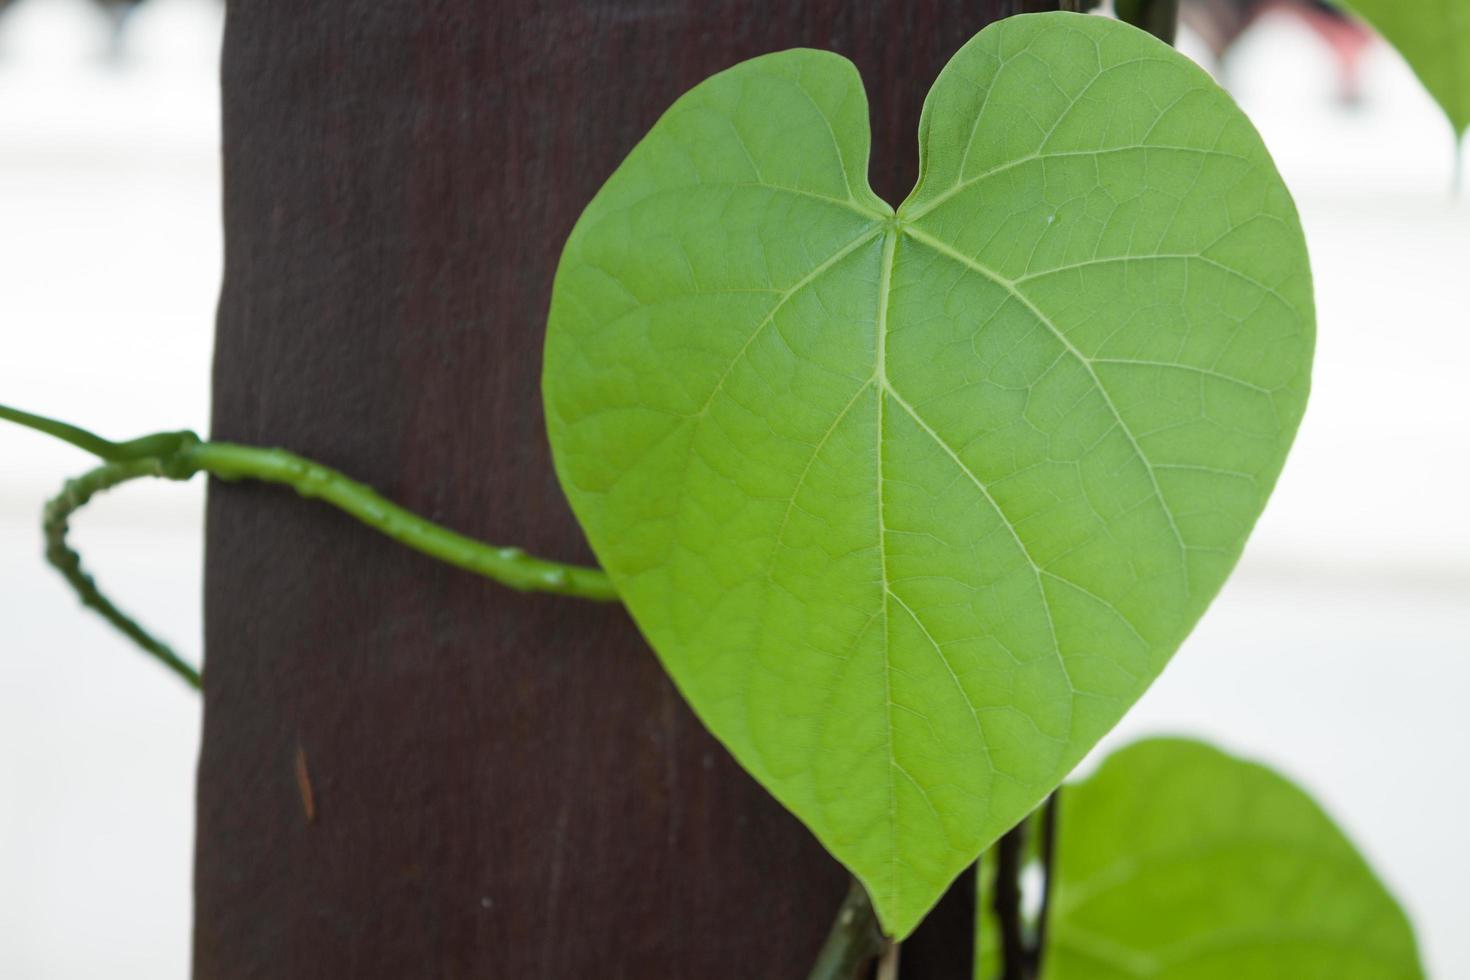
[{"xmin": 876, "ymin": 940, "xmax": 901, "ymax": 980}]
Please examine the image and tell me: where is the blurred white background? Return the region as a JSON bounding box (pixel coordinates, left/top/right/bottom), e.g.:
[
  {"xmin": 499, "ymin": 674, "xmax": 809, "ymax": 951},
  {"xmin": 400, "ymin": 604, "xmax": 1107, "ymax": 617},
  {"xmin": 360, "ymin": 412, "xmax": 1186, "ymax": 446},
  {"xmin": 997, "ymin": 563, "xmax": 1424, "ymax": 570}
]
[{"xmin": 0, "ymin": 0, "xmax": 1465, "ymax": 976}]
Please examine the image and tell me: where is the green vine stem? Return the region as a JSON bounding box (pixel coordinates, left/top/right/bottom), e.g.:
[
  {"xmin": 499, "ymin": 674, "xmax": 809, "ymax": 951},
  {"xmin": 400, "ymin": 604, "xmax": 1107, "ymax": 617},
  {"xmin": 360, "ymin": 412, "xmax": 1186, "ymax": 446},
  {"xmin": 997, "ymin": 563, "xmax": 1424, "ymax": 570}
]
[
  {"xmin": 3, "ymin": 402, "xmax": 619, "ymax": 687},
  {"xmin": 0, "ymin": 402, "xmax": 198, "ymax": 464},
  {"xmin": 183, "ymin": 442, "xmax": 616, "ymax": 600},
  {"xmin": 806, "ymin": 878, "xmax": 885, "ymax": 980},
  {"xmin": 43, "ymin": 458, "xmax": 204, "ymax": 688}
]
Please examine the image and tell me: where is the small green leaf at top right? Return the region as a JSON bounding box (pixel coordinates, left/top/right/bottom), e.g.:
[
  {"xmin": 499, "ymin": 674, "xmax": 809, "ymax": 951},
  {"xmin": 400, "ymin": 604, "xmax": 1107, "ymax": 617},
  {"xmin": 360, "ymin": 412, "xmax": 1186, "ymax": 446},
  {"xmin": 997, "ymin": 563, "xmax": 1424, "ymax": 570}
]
[
  {"xmin": 1043, "ymin": 738, "xmax": 1425, "ymax": 980},
  {"xmin": 1343, "ymin": 0, "xmax": 1470, "ymax": 141}
]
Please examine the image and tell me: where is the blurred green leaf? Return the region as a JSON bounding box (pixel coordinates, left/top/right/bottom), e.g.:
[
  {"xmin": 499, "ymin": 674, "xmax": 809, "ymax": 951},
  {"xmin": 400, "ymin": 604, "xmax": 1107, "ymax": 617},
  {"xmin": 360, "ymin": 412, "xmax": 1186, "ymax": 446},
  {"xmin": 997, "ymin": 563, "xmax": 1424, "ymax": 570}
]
[
  {"xmin": 1346, "ymin": 0, "xmax": 1470, "ymax": 139},
  {"xmin": 1042, "ymin": 738, "xmax": 1424, "ymax": 979}
]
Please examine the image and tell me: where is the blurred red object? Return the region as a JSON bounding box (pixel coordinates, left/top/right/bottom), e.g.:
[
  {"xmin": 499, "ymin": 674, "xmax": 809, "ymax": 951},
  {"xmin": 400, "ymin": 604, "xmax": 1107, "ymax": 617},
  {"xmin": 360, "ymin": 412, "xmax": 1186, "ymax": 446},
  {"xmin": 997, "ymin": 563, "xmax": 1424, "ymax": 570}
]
[{"xmin": 1184, "ymin": 0, "xmax": 1376, "ymax": 102}]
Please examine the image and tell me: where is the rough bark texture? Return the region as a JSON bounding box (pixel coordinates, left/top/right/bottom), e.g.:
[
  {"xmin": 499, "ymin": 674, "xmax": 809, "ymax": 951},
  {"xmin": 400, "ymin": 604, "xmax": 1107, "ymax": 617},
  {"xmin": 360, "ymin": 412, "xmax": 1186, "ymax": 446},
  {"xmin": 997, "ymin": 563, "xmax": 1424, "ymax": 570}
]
[{"xmin": 200, "ymin": 2, "xmax": 1011, "ymax": 976}]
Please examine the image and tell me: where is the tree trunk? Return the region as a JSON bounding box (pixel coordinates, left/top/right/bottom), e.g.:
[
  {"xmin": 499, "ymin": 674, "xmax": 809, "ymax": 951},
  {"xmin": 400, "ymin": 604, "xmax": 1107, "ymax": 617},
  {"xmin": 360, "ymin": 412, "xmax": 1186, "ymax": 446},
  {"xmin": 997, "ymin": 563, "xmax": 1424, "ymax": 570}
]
[{"xmin": 199, "ymin": 2, "xmax": 1011, "ymax": 976}]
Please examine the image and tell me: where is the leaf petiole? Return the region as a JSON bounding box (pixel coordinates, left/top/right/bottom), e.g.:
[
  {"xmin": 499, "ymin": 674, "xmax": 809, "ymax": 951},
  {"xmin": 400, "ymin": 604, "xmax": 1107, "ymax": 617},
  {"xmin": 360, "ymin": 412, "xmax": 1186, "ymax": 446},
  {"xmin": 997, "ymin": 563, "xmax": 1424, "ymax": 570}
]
[{"xmin": 806, "ymin": 878, "xmax": 885, "ymax": 980}]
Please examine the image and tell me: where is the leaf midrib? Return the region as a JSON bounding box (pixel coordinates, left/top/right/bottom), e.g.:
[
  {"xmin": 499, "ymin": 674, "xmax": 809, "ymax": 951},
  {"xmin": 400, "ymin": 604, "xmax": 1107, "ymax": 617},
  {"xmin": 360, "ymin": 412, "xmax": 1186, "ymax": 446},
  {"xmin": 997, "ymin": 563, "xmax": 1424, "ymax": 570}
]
[
  {"xmin": 872, "ymin": 226, "xmax": 902, "ymax": 915},
  {"xmin": 691, "ymin": 203, "xmax": 1179, "ymax": 915}
]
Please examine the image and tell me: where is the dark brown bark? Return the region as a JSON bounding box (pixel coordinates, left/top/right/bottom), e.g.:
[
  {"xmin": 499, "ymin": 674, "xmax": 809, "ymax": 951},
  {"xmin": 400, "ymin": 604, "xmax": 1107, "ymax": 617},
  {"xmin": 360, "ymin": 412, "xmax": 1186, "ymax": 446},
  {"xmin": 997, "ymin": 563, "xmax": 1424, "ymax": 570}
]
[{"xmin": 199, "ymin": 2, "xmax": 1013, "ymax": 976}]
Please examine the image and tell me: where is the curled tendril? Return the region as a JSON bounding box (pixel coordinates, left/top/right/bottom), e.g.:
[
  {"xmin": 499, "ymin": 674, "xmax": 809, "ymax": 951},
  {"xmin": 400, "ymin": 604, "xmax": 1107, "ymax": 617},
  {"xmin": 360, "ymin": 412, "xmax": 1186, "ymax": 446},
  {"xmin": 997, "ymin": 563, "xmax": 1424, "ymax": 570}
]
[{"xmin": 42, "ymin": 459, "xmax": 202, "ymax": 687}]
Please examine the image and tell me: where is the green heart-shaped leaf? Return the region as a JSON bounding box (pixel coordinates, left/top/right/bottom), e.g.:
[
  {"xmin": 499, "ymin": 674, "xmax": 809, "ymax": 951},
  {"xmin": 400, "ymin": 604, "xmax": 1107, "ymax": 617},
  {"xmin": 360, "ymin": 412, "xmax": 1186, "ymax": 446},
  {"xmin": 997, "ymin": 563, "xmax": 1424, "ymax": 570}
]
[
  {"xmin": 1345, "ymin": 0, "xmax": 1470, "ymax": 140},
  {"xmin": 544, "ymin": 12, "xmax": 1313, "ymax": 937},
  {"xmin": 1043, "ymin": 739, "xmax": 1424, "ymax": 979}
]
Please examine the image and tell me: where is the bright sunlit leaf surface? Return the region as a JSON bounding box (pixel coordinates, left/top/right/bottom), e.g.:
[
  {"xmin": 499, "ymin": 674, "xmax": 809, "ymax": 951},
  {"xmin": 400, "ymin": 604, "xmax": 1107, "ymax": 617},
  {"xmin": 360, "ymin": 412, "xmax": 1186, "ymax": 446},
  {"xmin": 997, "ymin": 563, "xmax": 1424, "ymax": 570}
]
[
  {"xmin": 1044, "ymin": 739, "xmax": 1424, "ymax": 979},
  {"xmin": 544, "ymin": 12, "xmax": 1313, "ymax": 936}
]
